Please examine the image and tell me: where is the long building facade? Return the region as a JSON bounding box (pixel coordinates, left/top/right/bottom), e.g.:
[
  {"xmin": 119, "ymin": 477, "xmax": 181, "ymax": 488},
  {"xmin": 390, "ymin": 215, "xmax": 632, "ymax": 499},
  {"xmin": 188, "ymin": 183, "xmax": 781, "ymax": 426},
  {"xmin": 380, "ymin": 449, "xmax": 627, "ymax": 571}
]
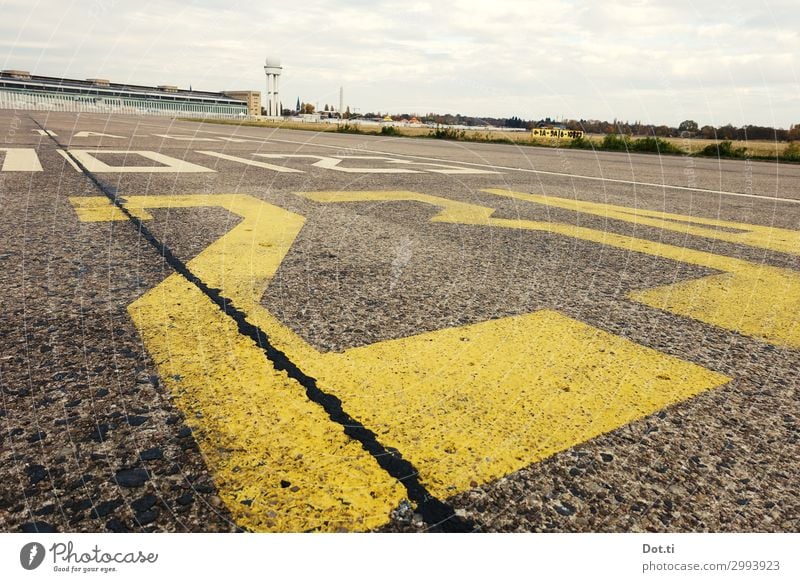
[{"xmin": 0, "ymin": 70, "xmax": 252, "ymax": 118}]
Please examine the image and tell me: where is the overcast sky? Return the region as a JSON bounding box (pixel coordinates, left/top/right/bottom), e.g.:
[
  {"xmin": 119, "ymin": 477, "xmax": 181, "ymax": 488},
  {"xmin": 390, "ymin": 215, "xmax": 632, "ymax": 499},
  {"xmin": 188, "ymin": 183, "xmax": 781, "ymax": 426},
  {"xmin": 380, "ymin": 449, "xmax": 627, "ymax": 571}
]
[{"xmin": 2, "ymin": 0, "xmax": 798, "ymax": 127}]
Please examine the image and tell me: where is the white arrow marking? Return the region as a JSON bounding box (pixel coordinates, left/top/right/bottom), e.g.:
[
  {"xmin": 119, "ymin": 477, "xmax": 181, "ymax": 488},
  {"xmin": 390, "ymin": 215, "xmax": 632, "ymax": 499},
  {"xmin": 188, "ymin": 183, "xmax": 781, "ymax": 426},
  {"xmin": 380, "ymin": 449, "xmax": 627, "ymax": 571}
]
[{"xmin": 73, "ymin": 131, "xmax": 125, "ymax": 138}]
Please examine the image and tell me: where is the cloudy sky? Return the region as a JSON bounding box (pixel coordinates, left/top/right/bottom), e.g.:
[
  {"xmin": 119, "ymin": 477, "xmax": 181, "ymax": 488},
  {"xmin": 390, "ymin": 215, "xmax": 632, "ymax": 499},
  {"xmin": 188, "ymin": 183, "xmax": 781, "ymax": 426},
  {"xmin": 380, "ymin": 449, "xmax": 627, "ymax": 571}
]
[{"xmin": 2, "ymin": 0, "xmax": 798, "ymax": 127}]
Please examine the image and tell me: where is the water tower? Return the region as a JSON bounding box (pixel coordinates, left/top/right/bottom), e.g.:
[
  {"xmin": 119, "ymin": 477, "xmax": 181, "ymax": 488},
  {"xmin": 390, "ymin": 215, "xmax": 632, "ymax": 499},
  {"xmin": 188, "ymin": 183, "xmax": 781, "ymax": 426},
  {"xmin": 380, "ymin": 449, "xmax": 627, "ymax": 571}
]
[{"xmin": 264, "ymin": 57, "xmax": 282, "ymax": 116}]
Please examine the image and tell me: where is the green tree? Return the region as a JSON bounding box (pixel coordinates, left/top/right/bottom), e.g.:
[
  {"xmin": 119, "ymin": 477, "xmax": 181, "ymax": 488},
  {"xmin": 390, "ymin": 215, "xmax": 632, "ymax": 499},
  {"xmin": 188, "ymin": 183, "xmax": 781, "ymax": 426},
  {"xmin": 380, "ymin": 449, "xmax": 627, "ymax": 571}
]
[
  {"xmin": 679, "ymin": 120, "xmax": 699, "ymax": 133},
  {"xmin": 699, "ymin": 125, "xmax": 716, "ymax": 139}
]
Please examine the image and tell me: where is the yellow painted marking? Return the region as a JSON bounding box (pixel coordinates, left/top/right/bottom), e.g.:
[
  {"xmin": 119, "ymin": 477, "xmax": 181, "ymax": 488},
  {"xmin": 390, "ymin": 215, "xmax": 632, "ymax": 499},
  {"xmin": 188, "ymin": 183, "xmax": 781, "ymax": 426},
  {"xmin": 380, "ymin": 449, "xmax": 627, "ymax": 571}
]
[
  {"xmin": 66, "ymin": 150, "xmax": 215, "ymax": 173},
  {"xmin": 307, "ymin": 310, "xmax": 727, "ymax": 497},
  {"xmin": 70, "ymin": 197, "xmax": 153, "ymax": 222},
  {"xmin": 70, "ymin": 194, "xmax": 404, "ymax": 532},
  {"xmin": 630, "ymin": 269, "xmax": 800, "ymax": 348},
  {"xmin": 484, "ymin": 188, "xmax": 800, "ymax": 256},
  {"xmin": 71, "ymin": 192, "xmax": 733, "ymax": 527},
  {"xmin": 304, "ymin": 191, "xmax": 800, "ymax": 348},
  {"xmin": 75, "ymin": 193, "xmax": 729, "ymax": 505}
]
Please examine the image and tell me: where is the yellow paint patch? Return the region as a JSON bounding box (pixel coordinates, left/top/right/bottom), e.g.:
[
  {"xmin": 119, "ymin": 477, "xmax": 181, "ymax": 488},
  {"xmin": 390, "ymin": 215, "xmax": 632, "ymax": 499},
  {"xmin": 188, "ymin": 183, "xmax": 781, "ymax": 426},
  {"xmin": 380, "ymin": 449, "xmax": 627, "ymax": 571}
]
[
  {"xmin": 478, "ymin": 190, "xmax": 800, "ymax": 348},
  {"xmin": 631, "ymin": 267, "xmax": 800, "ymax": 347},
  {"xmin": 484, "ymin": 188, "xmax": 800, "ymax": 255},
  {"xmin": 310, "ymin": 310, "xmax": 727, "ymax": 498},
  {"xmin": 316, "ymin": 187, "xmax": 791, "ymax": 348},
  {"xmin": 70, "ymin": 197, "xmax": 153, "ymax": 222},
  {"xmin": 71, "ymin": 195, "xmax": 404, "ymax": 532},
  {"xmin": 71, "ymin": 191, "xmax": 735, "ymax": 529},
  {"xmin": 294, "ymin": 192, "xmax": 730, "ymax": 495}
]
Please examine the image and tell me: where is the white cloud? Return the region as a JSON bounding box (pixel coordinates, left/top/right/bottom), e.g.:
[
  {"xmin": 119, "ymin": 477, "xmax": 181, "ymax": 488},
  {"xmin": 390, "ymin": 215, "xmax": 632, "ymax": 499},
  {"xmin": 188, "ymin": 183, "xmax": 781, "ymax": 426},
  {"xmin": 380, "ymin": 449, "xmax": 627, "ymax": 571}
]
[{"xmin": 1, "ymin": 0, "xmax": 798, "ymax": 126}]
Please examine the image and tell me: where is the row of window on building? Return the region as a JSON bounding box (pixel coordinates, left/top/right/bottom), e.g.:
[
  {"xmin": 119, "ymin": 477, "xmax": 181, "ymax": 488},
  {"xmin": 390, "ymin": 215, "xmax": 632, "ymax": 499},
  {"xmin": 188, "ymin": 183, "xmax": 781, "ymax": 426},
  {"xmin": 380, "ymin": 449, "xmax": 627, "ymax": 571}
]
[{"xmin": 0, "ymin": 89, "xmax": 247, "ymax": 117}]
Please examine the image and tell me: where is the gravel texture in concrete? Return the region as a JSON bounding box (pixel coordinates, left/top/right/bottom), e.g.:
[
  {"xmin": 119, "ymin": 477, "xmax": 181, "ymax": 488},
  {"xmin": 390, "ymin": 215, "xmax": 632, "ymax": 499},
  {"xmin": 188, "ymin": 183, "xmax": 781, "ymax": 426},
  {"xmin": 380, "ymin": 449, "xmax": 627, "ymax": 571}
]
[{"xmin": 1, "ymin": 112, "xmax": 798, "ymax": 533}]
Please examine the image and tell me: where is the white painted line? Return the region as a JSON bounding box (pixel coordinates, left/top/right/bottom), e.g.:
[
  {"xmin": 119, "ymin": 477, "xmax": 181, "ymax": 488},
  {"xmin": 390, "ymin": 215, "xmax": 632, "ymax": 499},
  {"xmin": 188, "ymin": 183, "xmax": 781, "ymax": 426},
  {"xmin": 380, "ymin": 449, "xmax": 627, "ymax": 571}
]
[
  {"xmin": 0, "ymin": 148, "xmax": 43, "ymax": 172},
  {"xmin": 73, "ymin": 131, "xmax": 125, "ymax": 138},
  {"xmin": 32, "ymin": 129, "xmax": 57, "ymax": 137},
  {"xmin": 56, "ymin": 149, "xmax": 82, "ymax": 173},
  {"xmin": 196, "ymin": 151, "xmax": 304, "ymax": 173},
  {"xmin": 216, "ymin": 136, "xmax": 261, "ymax": 143},
  {"xmin": 407, "ymin": 161, "xmax": 500, "ymax": 175},
  {"xmin": 332, "ymin": 155, "xmax": 499, "ymax": 174},
  {"xmin": 153, "ymin": 134, "xmax": 221, "ymax": 142},
  {"xmin": 255, "ymin": 154, "xmax": 420, "ymax": 173},
  {"xmin": 197, "ymin": 129, "xmax": 800, "ymax": 205},
  {"xmin": 67, "ymin": 150, "xmax": 216, "ymax": 173}
]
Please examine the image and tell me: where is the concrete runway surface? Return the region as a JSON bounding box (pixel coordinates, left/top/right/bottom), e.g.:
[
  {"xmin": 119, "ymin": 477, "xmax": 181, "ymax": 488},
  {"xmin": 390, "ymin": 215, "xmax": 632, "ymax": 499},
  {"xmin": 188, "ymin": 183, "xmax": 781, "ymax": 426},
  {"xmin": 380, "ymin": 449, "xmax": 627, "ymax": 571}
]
[{"xmin": 0, "ymin": 111, "xmax": 798, "ymax": 532}]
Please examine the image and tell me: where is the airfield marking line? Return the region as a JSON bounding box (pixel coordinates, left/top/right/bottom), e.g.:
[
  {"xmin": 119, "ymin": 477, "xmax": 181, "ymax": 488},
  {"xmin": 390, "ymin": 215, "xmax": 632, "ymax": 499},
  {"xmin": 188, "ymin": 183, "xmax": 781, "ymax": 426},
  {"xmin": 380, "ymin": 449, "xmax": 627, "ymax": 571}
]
[
  {"xmin": 303, "ymin": 191, "xmax": 800, "ymax": 349},
  {"xmin": 72, "ymin": 131, "xmax": 125, "ymax": 139},
  {"xmin": 0, "ymin": 148, "xmax": 43, "ymax": 172},
  {"xmin": 196, "ymin": 150, "xmax": 304, "ymax": 173},
  {"xmin": 328, "ymin": 155, "xmax": 500, "ymax": 174},
  {"xmin": 481, "ymin": 188, "xmax": 800, "ymax": 347},
  {"xmin": 129, "ymin": 272, "xmax": 409, "ymax": 532},
  {"xmin": 70, "ymin": 194, "xmax": 409, "ymax": 532},
  {"xmin": 65, "ymin": 150, "xmax": 216, "ymax": 173},
  {"xmin": 484, "ymin": 188, "xmax": 800, "ymax": 255},
  {"xmin": 153, "ymin": 133, "xmax": 221, "ymax": 142},
  {"xmin": 304, "ymin": 310, "xmax": 729, "ymax": 498},
  {"xmin": 216, "ymin": 136, "xmax": 263, "ymax": 143},
  {"xmin": 31, "ymin": 117, "xmax": 798, "ymax": 203},
  {"xmin": 70, "ymin": 192, "xmax": 729, "ymax": 524},
  {"xmin": 254, "ymin": 153, "xmax": 421, "ymax": 173},
  {"xmin": 55, "ymin": 149, "xmax": 83, "ymax": 173},
  {"xmin": 189, "ymin": 127, "xmax": 800, "ymax": 205}
]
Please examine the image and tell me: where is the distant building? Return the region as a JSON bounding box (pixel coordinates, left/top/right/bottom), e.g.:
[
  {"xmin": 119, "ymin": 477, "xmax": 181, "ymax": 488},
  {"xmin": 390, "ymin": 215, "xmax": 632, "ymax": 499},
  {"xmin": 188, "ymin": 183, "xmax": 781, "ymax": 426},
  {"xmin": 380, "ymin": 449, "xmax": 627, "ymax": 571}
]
[
  {"xmin": 0, "ymin": 69, "xmax": 249, "ymax": 117},
  {"xmin": 222, "ymin": 90, "xmax": 261, "ymax": 117}
]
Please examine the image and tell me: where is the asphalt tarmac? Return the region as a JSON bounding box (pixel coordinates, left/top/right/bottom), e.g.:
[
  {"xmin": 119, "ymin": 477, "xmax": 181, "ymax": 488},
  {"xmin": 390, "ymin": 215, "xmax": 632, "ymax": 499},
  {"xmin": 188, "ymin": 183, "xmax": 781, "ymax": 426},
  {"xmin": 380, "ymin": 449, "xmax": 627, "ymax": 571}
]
[{"xmin": 1, "ymin": 111, "xmax": 798, "ymax": 533}]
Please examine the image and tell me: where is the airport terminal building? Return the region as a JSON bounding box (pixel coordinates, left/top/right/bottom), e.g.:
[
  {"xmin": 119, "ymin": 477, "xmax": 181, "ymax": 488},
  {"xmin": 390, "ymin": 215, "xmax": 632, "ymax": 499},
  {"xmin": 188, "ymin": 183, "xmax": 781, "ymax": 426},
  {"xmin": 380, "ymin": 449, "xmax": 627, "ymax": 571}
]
[{"xmin": 0, "ymin": 70, "xmax": 253, "ymax": 118}]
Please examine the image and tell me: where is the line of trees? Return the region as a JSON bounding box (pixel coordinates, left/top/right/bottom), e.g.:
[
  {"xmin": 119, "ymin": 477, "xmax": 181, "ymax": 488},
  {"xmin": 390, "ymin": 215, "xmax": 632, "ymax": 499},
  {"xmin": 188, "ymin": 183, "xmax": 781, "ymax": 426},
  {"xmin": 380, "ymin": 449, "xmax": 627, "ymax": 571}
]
[
  {"xmin": 565, "ymin": 119, "xmax": 800, "ymax": 141},
  {"xmin": 287, "ymin": 101, "xmax": 351, "ymax": 117},
  {"xmin": 298, "ymin": 106, "xmax": 800, "ymax": 141}
]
